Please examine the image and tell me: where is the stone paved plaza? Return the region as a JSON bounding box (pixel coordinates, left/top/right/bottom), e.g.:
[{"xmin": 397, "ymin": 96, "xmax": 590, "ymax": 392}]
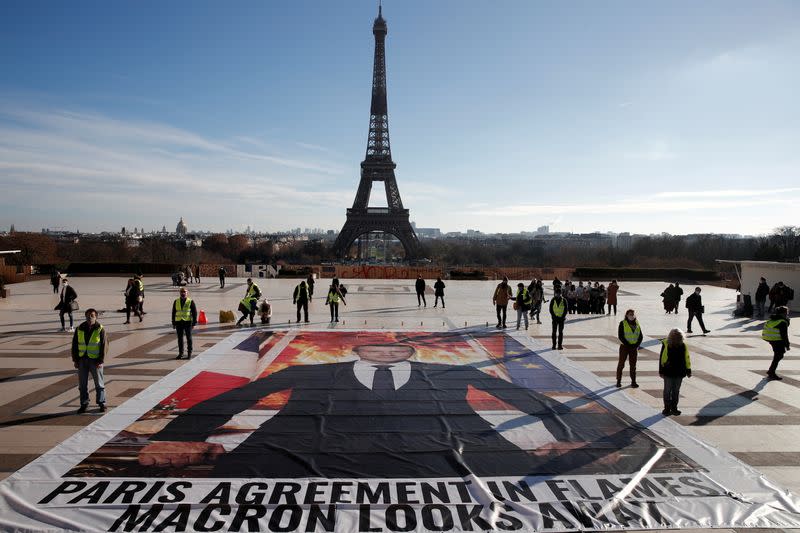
[{"xmin": 0, "ymin": 276, "xmax": 798, "ymax": 532}]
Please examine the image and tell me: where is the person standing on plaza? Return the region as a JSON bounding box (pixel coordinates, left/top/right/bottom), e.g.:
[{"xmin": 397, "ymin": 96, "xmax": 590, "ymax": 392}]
[
  {"xmin": 326, "ymin": 282, "xmax": 346, "ymax": 322},
  {"xmin": 194, "ymin": 264, "xmax": 201, "ymax": 284},
  {"xmin": 616, "ymin": 309, "xmax": 643, "ymax": 388},
  {"xmin": 172, "ymin": 287, "xmax": 197, "ymax": 360},
  {"xmin": 236, "ymin": 278, "xmax": 261, "ymax": 327},
  {"xmin": 659, "ymin": 329, "xmax": 692, "ymax": 416},
  {"xmin": 294, "ymin": 280, "xmax": 310, "ymax": 323},
  {"xmin": 218, "ymin": 266, "xmax": 226, "ymax": 288},
  {"xmin": 492, "ymin": 276, "xmax": 512, "ymax": 329},
  {"xmin": 674, "ymin": 282, "xmax": 684, "ymax": 311},
  {"xmin": 755, "ymin": 277, "xmax": 770, "ymax": 319},
  {"xmin": 529, "ymin": 279, "xmax": 546, "ymax": 324},
  {"xmin": 55, "ymin": 278, "xmax": 78, "ymax": 332},
  {"xmin": 71, "ymin": 308, "xmax": 108, "ymax": 413},
  {"xmin": 607, "ymin": 280, "xmax": 619, "ymax": 315},
  {"xmin": 549, "ymin": 288, "xmax": 567, "ymax": 350},
  {"xmin": 306, "ymin": 273, "xmax": 315, "ymax": 301},
  {"xmin": 415, "ymin": 275, "xmax": 427, "ymax": 307},
  {"xmin": 433, "ymin": 277, "xmax": 446, "ymax": 308},
  {"xmin": 124, "ymin": 278, "xmax": 142, "ymax": 324},
  {"xmin": 50, "ymin": 270, "xmax": 61, "ymax": 294},
  {"xmin": 686, "ymin": 287, "xmax": 710, "ymax": 334},
  {"xmin": 762, "ymin": 306, "xmax": 790, "ymax": 380},
  {"xmin": 513, "ymin": 282, "xmax": 532, "ymax": 330}
]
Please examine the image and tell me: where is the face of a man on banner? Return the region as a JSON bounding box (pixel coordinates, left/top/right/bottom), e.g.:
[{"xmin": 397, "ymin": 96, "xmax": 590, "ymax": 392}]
[{"xmin": 354, "ymin": 344, "xmax": 415, "ymax": 364}]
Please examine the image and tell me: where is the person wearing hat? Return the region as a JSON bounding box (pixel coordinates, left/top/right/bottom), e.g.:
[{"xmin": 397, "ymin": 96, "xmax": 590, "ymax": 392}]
[
  {"xmin": 71, "ymin": 308, "xmax": 108, "ymax": 413},
  {"xmin": 172, "ymin": 287, "xmax": 198, "ymax": 360}
]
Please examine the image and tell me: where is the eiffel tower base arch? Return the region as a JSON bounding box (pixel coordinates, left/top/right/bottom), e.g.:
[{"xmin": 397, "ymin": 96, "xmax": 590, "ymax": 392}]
[{"xmin": 333, "ymin": 211, "xmax": 420, "ymax": 261}]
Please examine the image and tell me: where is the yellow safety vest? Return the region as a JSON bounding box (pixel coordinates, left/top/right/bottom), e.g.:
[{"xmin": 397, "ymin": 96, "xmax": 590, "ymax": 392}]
[
  {"xmin": 517, "ymin": 288, "xmax": 532, "ymax": 306},
  {"xmin": 328, "ymin": 290, "xmax": 340, "ymax": 304},
  {"xmin": 174, "ymin": 298, "xmax": 192, "ymax": 322},
  {"xmin": 660, "ymin": 339, "xmax": 691, "ymax": 369},
  {"xmin": 552, "ymin": 298, "xmax": 566, "ymax": 318},
  {"xmin": 77, "ymin": 325, "xmax": 104, "ymax": 359},
  {"xmin": 136, "ymin": 279, "xmax": 144, "ymax": 291},
  {"xmin": 762, "ymin": 318, "xmax": 787, "ymax": 342},
  {"xmin": 246, "ymin": 283, "xmax": 260, "ymax": 299},
  {"xmin": 240, "ymin": 297, "xmax": 254, "ymax": 313},
  {"xmin": 622, "ymin": 320, "xmax": 641, "ymax": 344}
]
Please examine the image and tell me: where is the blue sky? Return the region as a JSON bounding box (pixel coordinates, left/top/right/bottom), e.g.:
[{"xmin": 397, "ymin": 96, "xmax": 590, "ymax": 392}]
[{"xmin": 1, "ymin": 0, "xmax": 799, "ymax": 235}]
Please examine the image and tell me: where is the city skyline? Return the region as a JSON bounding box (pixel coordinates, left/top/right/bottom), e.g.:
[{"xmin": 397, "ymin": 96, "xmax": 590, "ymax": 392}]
[{"xmin": 1, "ymin": 1, "xmax": 799, "ymax": 235}]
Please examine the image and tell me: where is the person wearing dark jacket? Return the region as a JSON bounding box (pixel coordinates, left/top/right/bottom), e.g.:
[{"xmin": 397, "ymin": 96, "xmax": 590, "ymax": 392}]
[
  {"xmin": 71, "ymin": 308, "xmax": 108, "ymax": 413},
  {"xmin": 55, "ymin": 279, "xmax": 78, "ymax": 332},
  {"xmin": 763, "ymin": 306, "xmax": 790, "ymax": 380},
  {"xmin": 124, "ymin": 278, "xmax": 142, "ymax": 324},
  {"xmin": 294, "ymin": 280, "xmax": 310, "ymax": 323},
  {"xmin": 306, "ymin": 274, "xmax": 315, "ymax": 301},
  {"xmin": 415, "ymin": 276, "xmax": 427, "ymax": 307},
  {"xmin": 50, "ymin": 271, "xmax": 61, "ymax": 294},
  {"xmin": 172, "ymin": 287, "xmax": 198, "ymax": 360},
  {"xmin": 528, "ymin": 279, "xmax": 546, "ymax": 324},
  {"xmin": 218, "ymin": 266, "xmax": 226, "ymax": 288},
  {"xmin": 433, "ymin": 277, "xmax": 446, "ymax": 308},
  {"xmin": 685, "ymin": 287, "xmax": 710, "ymax": 334},
  {"xmin": 660, "ymin": 284, "xmax": 677, "ymax": 313},
  {"xmin": 326, "ymin": 283, "xmax": 346, "ymax": 322},
  {"xmin": 658, "ymin": 328, "xmax": 692, "ymax": 416},
  {"xmin": 549, "ymin": 289, "xmax": 568, "ymax": 350},
  {"xmin": 616, "ymin": 309, "xmax": 643, "ymax": 388},
  {"xmin": 755, "ymin": 277, "xmax": 770, "ymax": 318},
  {"xmin": 674, "ymin": 283, "xmax": 684, "ymax": 310}
]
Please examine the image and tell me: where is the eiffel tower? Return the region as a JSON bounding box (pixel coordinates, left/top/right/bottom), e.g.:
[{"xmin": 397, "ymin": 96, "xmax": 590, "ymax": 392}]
[{"xmin": 332, "ymin": 5, "xmax": 420, "ymax": 261}]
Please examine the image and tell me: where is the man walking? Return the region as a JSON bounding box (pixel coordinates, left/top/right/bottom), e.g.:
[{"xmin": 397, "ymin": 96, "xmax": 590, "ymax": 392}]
[
  {"xmin": 134, "ymin": 275, "xmax": 145, "ymax": 316},
  {"xmin": 763, "ymin": 306, "xmax": 790, "ymax": 381},
  {"xmin": 218, "ymin": 266, "xmax": 226, "ymax": 288},
  {"xmin": 616, "ymin": 309, "xmax": 643, "ymax": 388},
  {"xmin": 686, "ymin": 287, "xmax": 710, "ymax": 334},
  {"xmin": 50, "ymin": 270, "xmax": 61, "ymax": 294},
  {"xmin": 56, "ymin": 278, "xmax": 78, "ymax": 332},
  {"xmin": 415, "ymin": 276, "xmax": 427, "ymax": 307},
  {"xmin": 294, "ymin": 280, "xmax": 310, "ymax": 323},
  {"xmin": 549, "ymin": 288, "xmax": 567, "ymax": 349},
  {"xmin": 172, "ymin": 288, "xmax": 197, "ymax": 360},
  {"xmin": 236, "ymin": 278, "xmax": 261, "ymax": 327},
  {"xmin": 492, "ymin": 276, "xmax": 512, "ymax": 329},
  {"xmin": 326, "ymin": 282, "xmax": 346, "ymax": 322},
  {"xmin": 755, "ymin": 277, "xmax": 770, "ymax": 318},
  {"xmin": 71, "ymin": 308, "xmax": 108, "ymax": 413}
]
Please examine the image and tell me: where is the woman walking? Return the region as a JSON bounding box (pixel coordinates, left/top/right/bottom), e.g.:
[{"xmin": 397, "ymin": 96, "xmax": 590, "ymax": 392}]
[{"xmin": 659, "ymin": 329, "xmax": 692, "ymax": 416}]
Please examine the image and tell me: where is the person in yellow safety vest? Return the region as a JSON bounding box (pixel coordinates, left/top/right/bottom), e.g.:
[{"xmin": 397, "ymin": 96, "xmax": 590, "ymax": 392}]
[
  {"xmin": 134, "ymin": 274, "xmax": 146, "ymax": 318},
  {"xmin": 513, "ymin": 282, "xmax": 533, "ymax": 330},
  {"xmin": 658, "ymin": 329, "xmax": 692, "ymax": 416},
  {"xmin": 294, "ymin": 280, "xmax": 310, "ymax": 323},
  {"xmin": 325, "ymin": 283, "xmax": 347, "ymax": 322},
  {"xmin": 616, "ymin": 309, "xmax": 643, "ymax": 388},
  {"xmin": 763, "ymin": 306, "xmax": 790, "ymax": 380},
  {"xmin": 71, "ymin": 308, "xmax": 108, "ymax": 413},
  {"xmin": 236, "ymin": 278, "xmax": 261, "ymax": 327},
  {"xmin": 172, "ymin": 288, "xmax": 198, "ymax": 360},
  {"xmin": 549, "ymin": 288, "xmax": 568, "ymax": 350}
]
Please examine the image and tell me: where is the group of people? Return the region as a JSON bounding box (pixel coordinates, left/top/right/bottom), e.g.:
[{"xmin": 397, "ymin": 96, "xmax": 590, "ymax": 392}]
[
  {"xmin": 660, "ymin": 283, "xmax": 685, "ymax": 313},
  {"xmin": 755, "ymin": 278, "xmax": 795, "ymax": 318},
  {"xmin": 54, "ymin": 270, "xmax": 791, "ymax": 420},
  {"xmin": 414, "ymin": 276, "xmax": 446, "ymax": 308},
  {"xmin": 557, "ymin": 280, "xmax": 619, "ymax": 315}
]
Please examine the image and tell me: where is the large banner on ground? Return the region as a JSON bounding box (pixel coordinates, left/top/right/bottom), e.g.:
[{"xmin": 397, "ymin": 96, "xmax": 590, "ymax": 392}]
[{"xmin": 1, "ymin": 330, "xmax": 798, "ymax": 532}]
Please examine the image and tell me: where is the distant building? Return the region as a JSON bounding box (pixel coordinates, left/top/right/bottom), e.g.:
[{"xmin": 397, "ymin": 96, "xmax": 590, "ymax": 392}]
[
  {"xmin": 416, "ymin": 227, "xmax": 442, "ymax": 239},
  {"xmin": 616, "ymin": 232, "xmax": 632, "ymax": 251},
  {"xmin": 176, "ymin": 218, "xmax": 188, "ymax": 237},
  {"xmin": 536, "ymin": 225, "xmax": 549, "ymax": 234}
]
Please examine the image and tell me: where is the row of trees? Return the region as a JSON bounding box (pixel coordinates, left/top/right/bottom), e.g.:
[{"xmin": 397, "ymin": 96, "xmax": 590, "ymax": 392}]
[{"xmin": 1, "ymin": 227, "xmax": 798, "ymax": 269}]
